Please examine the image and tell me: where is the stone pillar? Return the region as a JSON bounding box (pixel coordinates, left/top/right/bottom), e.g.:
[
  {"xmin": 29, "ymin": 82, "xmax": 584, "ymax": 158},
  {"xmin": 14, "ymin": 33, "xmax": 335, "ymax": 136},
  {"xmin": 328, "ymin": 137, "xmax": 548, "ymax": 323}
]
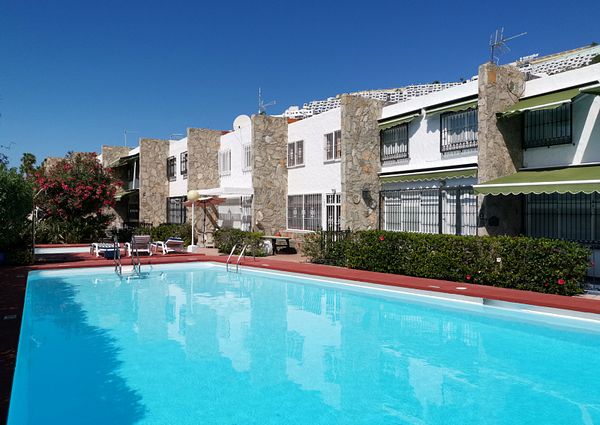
[
  {"xmin": 100, "ymin": 146, "xmax": 130, "ymax": 168},
  {"xmin": 477, "ymin": 63, "xmax": 527, "ymax": 236},
  {"xmin": 251, "ymin": 115, "xmax": 288, "ymax": 235},
  {"xmin": 139, "ymin": 138, "xmax": 169, "ymax": 226},
  {"xmin": 340, "ymin": 95, "xmax": 383, "ymax": 230},
  {"xmin": 186, "ymin": 128, "xmax": 222, "ymax": 238}
]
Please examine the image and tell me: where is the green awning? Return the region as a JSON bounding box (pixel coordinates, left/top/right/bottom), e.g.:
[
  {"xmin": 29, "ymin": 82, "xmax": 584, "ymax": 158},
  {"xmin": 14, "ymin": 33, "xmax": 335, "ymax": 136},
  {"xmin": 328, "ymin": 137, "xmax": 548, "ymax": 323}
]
[
  {"xmin": 109, "ymin": 153, "xmax": 139, "ymax": 168},
  {"xmin": 426, "ymin": 99, "xmax": 478, "ymax": 115},
  {"xmin": 500, "ymin": 87, "xmax": 581, "ymax": 117},
  {"xmin": 381, "ymin": 167, "xmax": 477, "ymax": 183},
  {"xmin": 115, "ymin": 189, "xmax": 138, "ymax": 201},
  {"xmin": 379, "ymin": 113, "xmax": 420, "ymax": 130},
  {"xmin": 474, "ymin": 165, "xmax": 600, "ymax": 195},
  {"xmin": 581, "ymin": 83, "xmax": 600, "ymax": 95}
]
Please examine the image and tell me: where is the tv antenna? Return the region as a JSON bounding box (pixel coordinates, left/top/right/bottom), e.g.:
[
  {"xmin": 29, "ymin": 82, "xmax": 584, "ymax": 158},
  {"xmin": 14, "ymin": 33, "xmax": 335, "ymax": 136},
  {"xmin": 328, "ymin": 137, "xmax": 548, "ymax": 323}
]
[
  {"xmin": 258, "ymin": 88, "xmax": 276, "ymax": 115},
  {"xmin": 490, "ymin": 28, "xmax": 527, "ymax": 64},
  {"xmin": 123, "ymin": 130, "xmax": 139, "ymax": 147}
]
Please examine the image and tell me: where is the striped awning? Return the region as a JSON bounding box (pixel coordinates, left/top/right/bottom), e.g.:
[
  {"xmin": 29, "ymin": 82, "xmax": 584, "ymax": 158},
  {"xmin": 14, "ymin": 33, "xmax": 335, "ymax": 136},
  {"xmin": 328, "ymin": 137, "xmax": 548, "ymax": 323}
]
[
  {"xmin": 381, "ymin": 167, "xmax": 477, "ymax": 183},
  {"xmin": 378, "ymin": 113, "xmax": 420, "ymax": 130},
  {"xmin": 426, "ymin": 99, "xmax": 478, "ymax": 115},
  {"xmin": 474, "ymin": 165, "xmax": 600, "ymax": 195}
]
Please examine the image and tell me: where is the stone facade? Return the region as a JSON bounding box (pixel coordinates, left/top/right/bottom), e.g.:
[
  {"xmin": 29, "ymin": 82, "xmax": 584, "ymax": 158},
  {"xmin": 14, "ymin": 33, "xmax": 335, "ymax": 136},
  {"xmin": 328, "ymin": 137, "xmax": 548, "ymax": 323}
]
[
  {"xmin": 477, "ymin": 63, "xmax": 527, "ymax": 236},
  {"xmin": 251, "ymin": 115, "xmax": 288, "ymax": 235},
  {"xmin": 340, "ymin": 95, "xmax": 383, "ymax": 230},
  {"xmin": 186, "ymin": 128, "xmax": 222, "ymax": 239},
  {"xmin": 139, "ymin": 138, "xmax": 169, "ymax": 226},
  {"xmin": 100, "ymin": 145, "xmax": 130, "ymax": 168}
]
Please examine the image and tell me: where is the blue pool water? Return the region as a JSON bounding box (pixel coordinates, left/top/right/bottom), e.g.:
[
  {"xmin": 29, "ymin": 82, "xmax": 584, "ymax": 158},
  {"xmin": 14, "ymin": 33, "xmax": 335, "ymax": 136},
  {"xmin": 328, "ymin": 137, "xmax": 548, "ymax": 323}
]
[{"xmin": 8, "ymin": 263, "xmax": 600, "ymax": 424}]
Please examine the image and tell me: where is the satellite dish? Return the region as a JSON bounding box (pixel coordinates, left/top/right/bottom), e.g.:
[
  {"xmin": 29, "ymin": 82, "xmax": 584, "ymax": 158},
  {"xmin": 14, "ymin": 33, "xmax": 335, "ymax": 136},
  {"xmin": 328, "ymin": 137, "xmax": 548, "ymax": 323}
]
[{"xmin": 233, "ymin": 115, "xmax": 251, "ymax": 130}]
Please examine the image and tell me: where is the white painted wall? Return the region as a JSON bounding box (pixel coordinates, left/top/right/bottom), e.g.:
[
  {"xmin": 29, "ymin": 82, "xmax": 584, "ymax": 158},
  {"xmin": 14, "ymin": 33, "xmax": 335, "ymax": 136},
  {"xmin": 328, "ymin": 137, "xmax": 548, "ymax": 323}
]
[
  {"xmin": 287, "ymin": 108, "xmax": 342, "ymax": 231},
  {"xmin": 379, "ymin": 81, "xmax": 479, "ymax": 175},
  {"xmin": 288, "ymin": 108, "xmax": 342, "ymax": 195},
  {"xmin": 168, "ymin": 137, "xmax": 189, "ymax": 197},
  {"xmin": 218, "ymin": 119, "xmax": 253, "ymax": 191},
  {"xmin": 521, "ymin": 64, "xmax": 600, "ymax": 168}
]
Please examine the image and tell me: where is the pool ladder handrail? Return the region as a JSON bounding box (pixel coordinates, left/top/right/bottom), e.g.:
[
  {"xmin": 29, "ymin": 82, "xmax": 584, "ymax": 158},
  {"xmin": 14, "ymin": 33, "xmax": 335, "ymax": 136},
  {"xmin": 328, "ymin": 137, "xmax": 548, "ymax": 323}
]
[
  {"xmin": 113, "ymin": 236, "xmax": 122, "ymax": 276},
  {"xmin": 226, "ymin": 244, "xmax": 248, "ymax": 273},
  {"xmin": 131, "ymin": 245, "xmax": 142, "ymax": 275}
]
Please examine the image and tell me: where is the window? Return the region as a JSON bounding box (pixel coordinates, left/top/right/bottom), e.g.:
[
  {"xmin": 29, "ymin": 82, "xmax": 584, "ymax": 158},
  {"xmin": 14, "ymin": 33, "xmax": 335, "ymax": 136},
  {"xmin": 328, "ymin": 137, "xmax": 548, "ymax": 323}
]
[
  {"xmin": 167, "ymin": 156, "xmax": 176, "ymax": 181},
  {"xmin": 440, "ymin": 109, "xmax": 478, "ymax": 153},
  {"xmin": 287, "ymin": 194, "xmax": 322, "ymax": 230},
  {"xmin": 525, "ymin": 193, "xmax": 599, "ymax": 245},
  {"xmin": 524, "ymin": 103, "xmax": 572, "ymax": 149},
  {"xmin": 324, "ymin": 130, "xmax": 341, "ymax": 162},
  {"xmin": 287, "ymin": 140, "xmax": 304, "ymax": 167},
  {"xmin": 180, "ymin": 152, "xmax": 188, "ymax": 178},
  {"xmin": 380, "ymin": 124, "xmax": 409, "ymax": 163},
  {"xmin": 380, "ymin": 187, "xmax": 477, "ymax": 236},
  {"xmin": 166, "ymin": 196, "xmax": 187, "ymax": 224},
  {"xmin": 219, "ymin": 149, "xmax": 231, "ymax": 176},
  {"xmin": 242, "ymin": 144, "xmax": 252, "ymax": 172},
  {"xmin": 326, "ymin": 193, "xmax": 341, "ymax": 231}
]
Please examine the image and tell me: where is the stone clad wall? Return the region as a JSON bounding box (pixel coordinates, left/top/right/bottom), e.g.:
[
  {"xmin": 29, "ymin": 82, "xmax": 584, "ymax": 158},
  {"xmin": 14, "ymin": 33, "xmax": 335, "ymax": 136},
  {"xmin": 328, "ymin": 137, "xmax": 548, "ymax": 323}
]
[
  {"xmin": 186, "ymin": 128, "xmax": 222, "ymax": 239},
  {"xmin": 340, "ymin": 95, "xmax": 383, "ymax": 230},
  {"xmin": 101, "ymin": 146, "xmax": 130, "ymax": 168},
  {"xmin": 139, "ymin": 138, "xmax": 169, "ymax": 225},
  {"xmin": 251, "ymin": 115, "xmax": 288, "ymax": 235},
  {"xmin": 477, "ymin": 63, "xmax": 526, "ymax": 236}
]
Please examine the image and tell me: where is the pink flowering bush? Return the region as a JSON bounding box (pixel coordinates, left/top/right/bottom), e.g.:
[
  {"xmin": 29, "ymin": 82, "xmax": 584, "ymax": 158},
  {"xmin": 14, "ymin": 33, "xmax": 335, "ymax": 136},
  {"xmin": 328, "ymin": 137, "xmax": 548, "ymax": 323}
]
[{"xmin": 34, "ymin": 152, "xmax": 121, "ymax": 243}]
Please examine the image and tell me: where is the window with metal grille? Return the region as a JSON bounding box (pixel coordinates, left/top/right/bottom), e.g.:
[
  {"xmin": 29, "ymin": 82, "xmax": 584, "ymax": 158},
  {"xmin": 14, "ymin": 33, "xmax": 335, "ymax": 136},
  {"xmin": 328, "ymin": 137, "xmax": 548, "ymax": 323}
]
[
  {"xmin": 440, "ymin": 109, "xmax": 478, "ymax": 153},
  {"xmin": 166, "ymin": 196, "xmax": 187, "ymax": 224},
  {"xmin": 287, "ymin": 194, "xmax": 322, "ymax": 230},
  {"xmin": 219, "ymin": 149, "xmax": 231, "ymax": 176},
  {"xmin": 326, "ymin": 193, "xmax": 341, "ymax": 230},
  {"xmin": 324, "ymin": 130, "xmax": 342, "ymax": 162},
  {"xmin": 287, "ymin": 140, "xmax": 304, "ymax": 167},
  {"xmin": 524, "ymin": 104, "xmax": 572, "ymax": 149},
  {"xmin": 180, "ymin": 151, "xmax": 188, "ymax": 177},
  {"xmin": 167, "ymin": 156, "xmax": 176, "ymax": 181},
  {"xmin": 380, "ymin": 187, "xmax": 477, "ymax": 236},
  {"xmin": 242, "ymin": 144, "xmax": 252, "ymax": 172},
  {"xmin": 525, "ymin": 193, "xmax": 599, "ymax": 246},
  {"xmin": 380, "ymin": 124, "xmax": 409, "ymax": 163}
]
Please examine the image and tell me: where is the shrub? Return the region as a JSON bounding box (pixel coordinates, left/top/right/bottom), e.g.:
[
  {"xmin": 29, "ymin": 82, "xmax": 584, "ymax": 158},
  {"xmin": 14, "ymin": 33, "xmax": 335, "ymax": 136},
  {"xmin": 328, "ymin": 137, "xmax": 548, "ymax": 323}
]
[
  {"xmin": 213, "ymin": 228, "xmax": 265, "ymax": 256},
  {"xmin": 308, "ymin": 230, "xmax": 589, "ymax": 296},
  {"xmin": 302, "ymin": 231, "xmax": 351, "ymax": 266},
  {"xmin": 33, "ymin": 152, "xmax": 120, "ymax": 243}
]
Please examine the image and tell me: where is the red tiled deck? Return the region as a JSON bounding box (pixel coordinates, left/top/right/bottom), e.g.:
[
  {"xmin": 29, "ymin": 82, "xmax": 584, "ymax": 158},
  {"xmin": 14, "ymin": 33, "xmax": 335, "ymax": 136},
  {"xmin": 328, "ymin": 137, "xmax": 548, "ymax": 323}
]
[{"xmin": 1, "ymin": 248, "xmax": 600, "ymax": 423}]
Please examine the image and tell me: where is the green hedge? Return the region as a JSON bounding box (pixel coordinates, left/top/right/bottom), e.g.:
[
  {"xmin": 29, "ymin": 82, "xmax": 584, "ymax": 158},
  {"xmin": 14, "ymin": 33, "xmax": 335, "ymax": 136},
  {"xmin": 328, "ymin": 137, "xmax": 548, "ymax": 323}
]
[
  {"xmin": 305, "ymin": 230, "xmax": 590, "ymax": 296},
  {"xmin": 214, "ymin": 228, "xmax": 265, "ymax": 256}
]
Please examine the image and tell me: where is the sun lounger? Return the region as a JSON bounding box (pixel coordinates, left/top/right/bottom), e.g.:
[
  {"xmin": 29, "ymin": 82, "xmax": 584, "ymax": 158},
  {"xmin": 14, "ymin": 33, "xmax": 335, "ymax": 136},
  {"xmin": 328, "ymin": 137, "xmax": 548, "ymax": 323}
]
[
  {"xmin": 125, "ymin": 235, "xmax": 152, "ymax": 257},
  {"xmin": 91, "ymin": 239, "xmax": 120, "ymax": 258},
  {"xmin": 152, "ymin": 237, "xmax": 185, "ymax": 255}
]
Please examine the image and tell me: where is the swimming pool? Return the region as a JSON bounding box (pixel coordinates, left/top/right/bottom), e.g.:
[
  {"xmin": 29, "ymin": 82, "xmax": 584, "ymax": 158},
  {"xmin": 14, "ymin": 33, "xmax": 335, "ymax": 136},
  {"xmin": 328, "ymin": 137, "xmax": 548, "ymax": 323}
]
[{"xmin": 8, "ymin": 263, "xmax": 600, "ymax": 424}]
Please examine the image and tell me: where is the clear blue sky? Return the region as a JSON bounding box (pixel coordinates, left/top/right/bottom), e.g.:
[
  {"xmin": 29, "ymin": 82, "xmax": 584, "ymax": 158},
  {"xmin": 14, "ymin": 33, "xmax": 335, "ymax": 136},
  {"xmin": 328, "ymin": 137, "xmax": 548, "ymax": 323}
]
[{"xmin": 1, "ymin": 0, "xmax": 599, "ymax": 167}]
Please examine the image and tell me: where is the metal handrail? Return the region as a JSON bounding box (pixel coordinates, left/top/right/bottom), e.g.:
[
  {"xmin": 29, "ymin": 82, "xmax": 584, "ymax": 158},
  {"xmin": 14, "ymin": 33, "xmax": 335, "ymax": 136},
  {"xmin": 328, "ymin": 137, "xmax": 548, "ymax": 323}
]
[
  {"xmin": 226, "ymin": 244, "xmax": 237, "ymax": 272},
  {"xmin": 113, "ymin": 236, "xmax": 122, "ymax": 276},
  {"xmin": 235, "ymin": 245, "xmax": 248, "ymax": 273},
  {"xmin": 131, "ymin": 245, "xmax": 141, "ymax": 275}
]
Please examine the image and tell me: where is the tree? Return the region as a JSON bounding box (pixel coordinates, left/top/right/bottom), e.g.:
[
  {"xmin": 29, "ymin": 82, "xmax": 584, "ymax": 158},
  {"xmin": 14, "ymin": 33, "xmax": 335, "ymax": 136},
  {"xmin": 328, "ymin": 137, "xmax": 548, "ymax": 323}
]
[
  {"xmin": 33, "ymin": 152, "xmax": 121, "ymax": 243},
  {"xmin": 0, "ymin": 166, "xmax": 33, "ymax": 261},
  {"xmin": 20, "ymin": 152, "xmax": 37, "ymax": 179}
]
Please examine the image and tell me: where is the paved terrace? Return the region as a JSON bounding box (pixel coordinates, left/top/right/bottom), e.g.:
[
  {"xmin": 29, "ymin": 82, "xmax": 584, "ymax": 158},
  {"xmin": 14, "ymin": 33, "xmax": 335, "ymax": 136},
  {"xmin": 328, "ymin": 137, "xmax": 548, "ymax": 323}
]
[{"xmin": 1, "ymin": 245, "xmax": 600, "ymax": 422}]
